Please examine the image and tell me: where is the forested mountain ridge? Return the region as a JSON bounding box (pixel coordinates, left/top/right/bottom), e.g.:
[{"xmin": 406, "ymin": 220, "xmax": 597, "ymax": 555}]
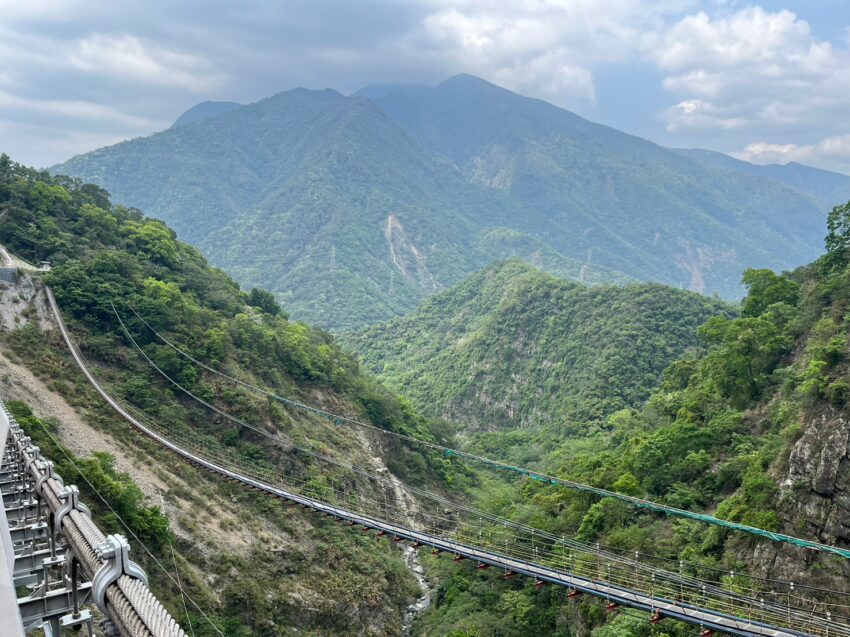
[
  {"xmin": 54, "ymin": 75, "xmax": 827, "ymax": 329},
  {"xmin": 342, "ymin": 259, "xmax": 731, "ymax": 441},
  {"xmin": 675, "ymin": 148, "xmax": 850, "ymax": 207},
  {"xmin": 0, "ymin": 153, "xmax": 455, "ymax": 635},
  {"xmin": 52, "ymin": 86, "xmax": 618, "ymax": 329},
  {"xmin": 370, "ymin": 75, "xmax": 825, "ymax": 291},
  {"xmin": 410, "ymin": 201, "xmax": 850, "ymax": 636}
]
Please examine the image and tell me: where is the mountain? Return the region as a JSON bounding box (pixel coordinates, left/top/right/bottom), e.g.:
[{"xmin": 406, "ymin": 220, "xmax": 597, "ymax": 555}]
[
  {"xmin": 0, "ymin": 154, "xmax": 444, "ymax": 634},
  {"xmin": 371, "ymin": 75, "xmax": 827, "ymax": 290},
  {"xmin": 52, "ymin": 75, "xmax": 831, "ymax": 328},
  {"xmin": 676, "ymin": 148, "xmax": 850, "ymax": 207},
  {"xmin": 170, "ymin": 100, "xmax": 242, "ymax": 128},
  {"xmin": 50, "ymin": 86, "xmax": 623, "ymax": 328},
  {"xmin": 342, "ymin": 259, "xmax": 730, "ymax": 441},
  {"xmin": 412, "ymin": 212, "xmax": 850, "ymax": 636}
]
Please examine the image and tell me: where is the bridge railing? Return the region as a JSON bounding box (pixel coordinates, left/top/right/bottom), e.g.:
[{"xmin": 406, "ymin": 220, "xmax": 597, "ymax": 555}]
[{"xmin": 1, "ymin": 401, "xmax": 186, "ymax": 637}]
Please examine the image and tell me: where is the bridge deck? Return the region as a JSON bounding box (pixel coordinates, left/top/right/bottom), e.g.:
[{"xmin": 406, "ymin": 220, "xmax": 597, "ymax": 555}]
[{"xmin": 0, "ymin": 408, "xmax": 27, "ymax": 636}]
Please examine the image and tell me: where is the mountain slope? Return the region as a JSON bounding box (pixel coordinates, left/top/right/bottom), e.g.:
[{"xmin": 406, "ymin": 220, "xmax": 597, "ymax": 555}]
[
  {"xmin": 411, "ymin": 210, "xmax": 850, "ymax": 637},
  {"xmin": 0, "ymin": 153, "xmax": 450, "ymax": 635},
  {"xmin": 53, "ymin": 75, "xmax": 828, "ymax": 328},
  {"xmin": 53, "ymin": 88, "xmax": 613, "ymax": 328},
  {"xmin": 343, "ymin": 259, "xmax": 730, "ymax": 436},
  {"xmin": 372, "ymin": 75, "xmax": 827, "ymax": 296},
  {"xmin": 676, "ymin": 148, "xmax": 850, "ymax": 206}
]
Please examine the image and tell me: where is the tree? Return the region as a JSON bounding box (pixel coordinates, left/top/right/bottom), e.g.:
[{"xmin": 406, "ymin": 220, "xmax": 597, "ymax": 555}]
[
  {"xmin": 825, "ymin": 200, "xmax": 850, "ymax": 269},
  {"xmin": 123, "ymin": 220, "xmax": 179, "ymax": 266},
  {"xmin": 248, "ymin": 287, "xmax": 284, "ymax": 317},
  {"xmin": 698, "ymin": 315, "xmax": 789, "ymax": 405},
  {"xmin": 740, "ymin": 268, "xmax": 799, "ymax": 317}
]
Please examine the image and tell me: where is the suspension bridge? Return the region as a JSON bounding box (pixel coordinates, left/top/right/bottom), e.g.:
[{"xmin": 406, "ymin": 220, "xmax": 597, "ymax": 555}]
[{"xmin": 2, "ymin": 267, "xmax": 850, "ymax": 635}]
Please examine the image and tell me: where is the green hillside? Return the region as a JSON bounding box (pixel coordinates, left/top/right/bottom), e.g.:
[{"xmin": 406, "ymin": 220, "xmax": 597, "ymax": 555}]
[
  {"xmin": 372, "ymin": 75, "xmax": 826, "ymax": 292},
  {"xmin": 0, "ymin": 153, "xmax": 452, "ymax": 635},
  {"xmin": 410, "ymin": 203, "xmax": 850, "ymax": 637},
  {"xmin": 343, "ymin": 259, "xmax": 731, "ymax": 440},
  {"xmin": 53, "ymin": 76, "xmax": 827, "ymax": 329},
  {"xmin": 51, "ymin": 87, "xmax": 614, "ymax": 329}
]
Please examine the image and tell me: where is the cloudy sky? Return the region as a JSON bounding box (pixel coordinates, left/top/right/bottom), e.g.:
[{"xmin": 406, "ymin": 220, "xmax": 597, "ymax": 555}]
[{"xmin": 2, "ymin": 0, "xmax": 850, "ymax": 173}]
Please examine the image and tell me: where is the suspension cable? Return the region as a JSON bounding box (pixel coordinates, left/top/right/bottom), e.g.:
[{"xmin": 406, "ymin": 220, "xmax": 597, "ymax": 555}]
[
  {"xmin": 122, "ymin": 301, "xmax": 850, "ymax": 561},
  {"xmin": 111, "ymin": 304, "xmax": 850, "ymax": 619}
]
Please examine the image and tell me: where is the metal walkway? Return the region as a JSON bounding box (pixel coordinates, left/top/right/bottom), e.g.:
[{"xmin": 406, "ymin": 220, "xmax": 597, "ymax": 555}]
[{"xmin": 0, "ymin": 401, "xmax": 185, "ymax": 636}]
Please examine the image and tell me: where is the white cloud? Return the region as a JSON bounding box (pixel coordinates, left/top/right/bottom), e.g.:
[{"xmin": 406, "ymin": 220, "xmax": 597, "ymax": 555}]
[
  {"xmin": 732, "ymin": 135, "xmax": 850, "ymax": 174},
  {"xmin": 419, "ymin": 0, "xmax": 688, "ymax": 107},
  {"xmin": 69, "ymin": 34, "xmax": 223, "ymax": 92},
  {"xmin": 0, "ymin": 91, "xmax": 162, "ymax": 129},
  {"xmin": 652, "ymin": 7, "xmax": 850, "ymax": 137},
  {"xmin": 1, "ymin": 0, "xmax": 848, "ymax": 172},
  {"xmin": 416, "ymin": 1, "xmax": 850, "ymax": 173},
  {"xmin": 665, "ymin": 98, "xmax": 748, "ymax": 131}
]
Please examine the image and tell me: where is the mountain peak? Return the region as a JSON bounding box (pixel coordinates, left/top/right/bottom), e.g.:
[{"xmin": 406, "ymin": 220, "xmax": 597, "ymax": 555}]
[
  {"xmin": 171, "ymin": 100, "xmax": 242, "ymax": 128},
  {"xmin": 439, "ymin": 73, "xmax": 490, "ymax": 85},
  {"xmin": 437, "ymin": 73, "xmax": 505, "ymax": 93}
]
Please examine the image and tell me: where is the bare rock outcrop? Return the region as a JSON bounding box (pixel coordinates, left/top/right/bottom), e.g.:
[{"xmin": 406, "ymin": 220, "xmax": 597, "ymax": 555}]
[{"xmin": 783, "ymin": 411, "xmax": 850, "ymax": 542}]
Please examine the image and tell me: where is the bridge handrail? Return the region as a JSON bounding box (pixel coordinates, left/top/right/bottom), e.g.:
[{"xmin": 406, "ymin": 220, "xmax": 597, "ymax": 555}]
[{"xmin": 1, "ymin": 402, "xmax": 185, "ymax": 637}]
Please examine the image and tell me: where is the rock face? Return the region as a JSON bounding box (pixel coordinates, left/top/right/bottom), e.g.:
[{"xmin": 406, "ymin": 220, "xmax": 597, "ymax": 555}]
[
  {"xmin": 0, "ymin": 273, "xmax": 53, "ymax": 332},
  {"xmin": 784, "ymin": 411, "xmax": 850, "ymax": 543},
  {"xmin": 745, "ymin": 410, "xmax": 850, "ymax": 597}
]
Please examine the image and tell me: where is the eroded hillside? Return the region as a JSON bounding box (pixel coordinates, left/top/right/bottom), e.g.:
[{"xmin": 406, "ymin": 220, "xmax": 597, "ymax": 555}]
[
  {"xmin": 51, "ymin": 76, "xmax": 830, "ymax": 328},
  {"xmin": 0, "ymin": 155, "xmax": 456, "ymax": 635}
]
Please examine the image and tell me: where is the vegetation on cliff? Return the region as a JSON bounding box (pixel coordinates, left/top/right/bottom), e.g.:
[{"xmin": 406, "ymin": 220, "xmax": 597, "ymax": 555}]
[
  {"xmin": 410, "ymin": 201, "xmax": 850, "ymax": 636},
  {"xmin": 0, "ymin": 153, "xmax": 450, "ymax": 635},
  {"xmin": 344, "ymin": 259, "xmax": 731, "ymax": 466}
]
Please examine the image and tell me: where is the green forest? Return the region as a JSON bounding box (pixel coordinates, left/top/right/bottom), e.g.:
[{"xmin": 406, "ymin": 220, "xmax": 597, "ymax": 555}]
[
  {"xmin": 0, "ymin": 153, "xmax": 457, "ymax": 635},
  {"xmin": 4, "ymin": 149, "xmax": 850, "ymax": 636},
  {"xmin": 405, "ymin": 200, "xmax": 850, "ymax": 636},
  {"xmin": 343, "ymin": 258, "xmax": 731, "ymax": 466}
]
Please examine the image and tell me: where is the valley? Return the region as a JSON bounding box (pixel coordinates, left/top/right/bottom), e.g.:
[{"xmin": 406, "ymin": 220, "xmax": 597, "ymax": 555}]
[
  {"xmin": 3, "ymin": 152, "xmax": 850, "ymax": 636},
  {"xmin": 6, "ymin": 2, "xmax": 850, "ymax": 635}
]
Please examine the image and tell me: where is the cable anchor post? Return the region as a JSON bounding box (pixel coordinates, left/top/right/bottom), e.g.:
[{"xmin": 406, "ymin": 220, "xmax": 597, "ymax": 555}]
[{"xmin": 92, "ymin": 534, "xmax": 149, "ymax": 614}]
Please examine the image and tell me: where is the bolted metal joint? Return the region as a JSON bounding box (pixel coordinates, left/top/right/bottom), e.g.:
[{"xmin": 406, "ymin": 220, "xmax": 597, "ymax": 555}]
[
  {"xmin": 99, "ymin": 617, "xmax": 120, "ymax": 637},
  {"xmin": 34, "ymin": 459, "xmax": 63, "ymax": 497},
  {"xmin": 53, "ymin": 485, "xmax": 91, "ymax": 537},
  {"xmin": 23, "ymin": 443, "xmax": 41, "ymax": 470},
  {"xmin": 92, "ymin": 534, "xmax": 149, "ymax": 614}
]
